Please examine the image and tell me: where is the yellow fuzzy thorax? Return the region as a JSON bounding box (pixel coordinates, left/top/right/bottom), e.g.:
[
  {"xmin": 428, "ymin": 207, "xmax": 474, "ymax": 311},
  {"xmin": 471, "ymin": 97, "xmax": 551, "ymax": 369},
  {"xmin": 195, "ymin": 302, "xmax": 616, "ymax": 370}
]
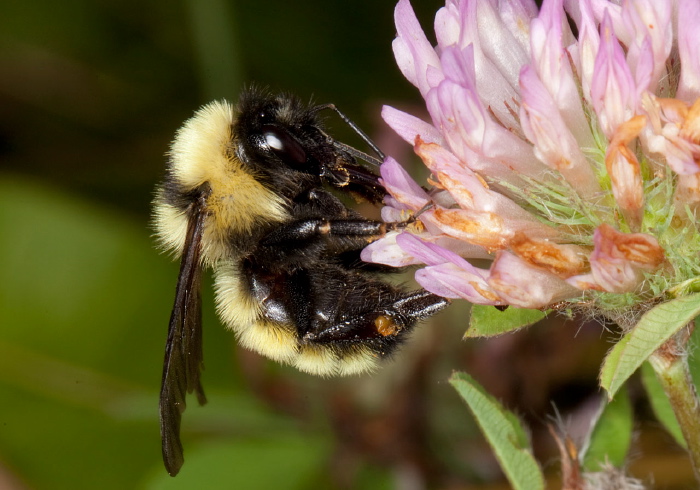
[{"xmin": 154, "ymin": 101, "xmax": 288, "ymax": 265}]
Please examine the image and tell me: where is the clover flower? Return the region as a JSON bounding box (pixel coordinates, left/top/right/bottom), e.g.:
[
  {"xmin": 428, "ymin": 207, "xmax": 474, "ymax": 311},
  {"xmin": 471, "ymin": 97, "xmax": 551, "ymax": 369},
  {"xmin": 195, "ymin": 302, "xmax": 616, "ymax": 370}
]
[{"xmin": 363, "ymin": 0, "xmax": 700, "ymax": 319}]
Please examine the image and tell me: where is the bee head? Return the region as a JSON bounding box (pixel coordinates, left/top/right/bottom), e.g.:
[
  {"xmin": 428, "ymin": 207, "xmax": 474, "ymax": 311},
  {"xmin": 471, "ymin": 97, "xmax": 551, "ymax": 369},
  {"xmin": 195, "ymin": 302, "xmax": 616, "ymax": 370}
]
[
  {"xmin": 235, "ymin": 89, "xmax": 386, "ymax": 204},
  {"xmin": 234, "ymin": 90, "xmax": 330, "ymax": 182}
]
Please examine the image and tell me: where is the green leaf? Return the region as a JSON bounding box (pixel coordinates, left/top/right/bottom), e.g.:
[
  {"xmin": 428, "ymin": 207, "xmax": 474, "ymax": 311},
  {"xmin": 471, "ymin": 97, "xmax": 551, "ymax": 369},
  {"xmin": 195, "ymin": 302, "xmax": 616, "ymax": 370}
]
[
  {"xmin": 600, "ymin": 293, "xmax": 700, "ymax": 398},
  {"xmin": 467, "ymin": 305, "xmax": 546, "ymax": 338},
  {"xmin": 582, "ymin": 386, "xmax": 633, "ymax": 470},
  {"xmin": 449, "ymin": 372, "xmax": 544, "ymax": 490},
  {"xmin": 640, "ymin": 361, "xmax": 686, "ymax": 448}
]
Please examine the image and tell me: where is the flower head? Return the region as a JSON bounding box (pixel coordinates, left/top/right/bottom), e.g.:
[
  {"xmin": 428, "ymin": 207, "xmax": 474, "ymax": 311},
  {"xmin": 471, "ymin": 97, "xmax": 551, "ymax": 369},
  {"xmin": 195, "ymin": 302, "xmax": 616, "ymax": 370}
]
[{"xmin": 365, "ymin": 0, "xmax": 700, "ymax": 316}]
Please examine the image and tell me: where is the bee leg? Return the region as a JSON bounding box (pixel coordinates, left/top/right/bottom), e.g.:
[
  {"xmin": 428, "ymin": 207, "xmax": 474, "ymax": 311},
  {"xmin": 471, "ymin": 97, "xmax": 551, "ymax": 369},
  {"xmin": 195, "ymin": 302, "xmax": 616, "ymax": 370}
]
[
  {"xmin": 285, "ymin": 265, "xmax": 449, "ymax": 362},
  {"xmin": 260, "ymin": 218, "xmax": 389, "ymax": 250},
  {"xmin": 243, "ymin": 256, "xmax": 448, "ymax": 351},
  {"xmin": 393, "ymin": 289, "xmax": 451, "ymax": 322},
  {"xmin": 303, "ymin": 288, "xmax": 449, "ymax": 348}
]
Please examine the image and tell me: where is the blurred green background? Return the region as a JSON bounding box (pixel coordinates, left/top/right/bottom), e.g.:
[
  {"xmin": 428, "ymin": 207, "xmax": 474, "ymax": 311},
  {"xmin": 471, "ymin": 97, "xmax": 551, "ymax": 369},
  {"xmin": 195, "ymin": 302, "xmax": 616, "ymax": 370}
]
[{"xmin": 1, "ymin": 0, "xmax": 697, "ymax": 488}]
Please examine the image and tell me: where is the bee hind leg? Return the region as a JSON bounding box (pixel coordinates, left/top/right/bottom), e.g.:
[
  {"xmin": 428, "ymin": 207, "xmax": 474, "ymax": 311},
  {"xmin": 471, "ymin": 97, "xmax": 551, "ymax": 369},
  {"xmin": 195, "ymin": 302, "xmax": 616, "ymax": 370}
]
[{"xmin": 303, "ymin": 287, "xmax": 449, "ymax": 357}]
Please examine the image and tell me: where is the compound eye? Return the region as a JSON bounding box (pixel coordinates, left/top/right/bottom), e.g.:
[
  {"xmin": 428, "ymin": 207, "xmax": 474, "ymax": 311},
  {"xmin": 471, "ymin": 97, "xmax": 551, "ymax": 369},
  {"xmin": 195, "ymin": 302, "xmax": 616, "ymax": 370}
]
[{"xmin": 261, "ymin": 125, "xmax": 307, "ymax": 165}]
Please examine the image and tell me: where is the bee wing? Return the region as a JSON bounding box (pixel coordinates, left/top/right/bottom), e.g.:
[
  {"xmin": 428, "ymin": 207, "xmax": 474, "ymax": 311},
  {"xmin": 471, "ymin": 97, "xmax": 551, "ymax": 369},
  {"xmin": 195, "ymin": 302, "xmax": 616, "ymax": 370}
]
[{"xmin": 160, "ymin": 199, "xmax": 208, "ymax": 476}]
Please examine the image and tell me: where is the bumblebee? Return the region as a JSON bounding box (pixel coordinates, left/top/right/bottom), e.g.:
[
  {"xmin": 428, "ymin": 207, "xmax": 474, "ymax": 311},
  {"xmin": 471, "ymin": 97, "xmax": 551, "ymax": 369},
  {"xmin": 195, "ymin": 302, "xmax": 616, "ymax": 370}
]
[{"xmin": 153, "ymin": 87, "xmax": 449, "ymax": 476}]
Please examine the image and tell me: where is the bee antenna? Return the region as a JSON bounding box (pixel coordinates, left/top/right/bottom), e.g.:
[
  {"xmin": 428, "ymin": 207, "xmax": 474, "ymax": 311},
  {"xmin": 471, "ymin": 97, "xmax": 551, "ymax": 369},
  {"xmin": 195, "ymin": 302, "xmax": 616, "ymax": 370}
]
[
  {"xmin": 331, "ymin": 141, "xmax": 384, "ymax": 168},
  {"xmin": 313, "ymin": 103, "xmax": 386, "ymax": 162},
  {"xmin": 413, "ymin": 201, "xmax": 435, "ymax": 220}
]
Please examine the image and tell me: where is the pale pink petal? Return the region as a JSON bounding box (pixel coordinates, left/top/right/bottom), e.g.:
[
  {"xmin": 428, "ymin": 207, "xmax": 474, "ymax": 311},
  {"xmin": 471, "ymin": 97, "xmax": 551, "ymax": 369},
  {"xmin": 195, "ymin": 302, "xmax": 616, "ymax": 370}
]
[
  {"xmin": 566, "ymin": 272, "xmax": 604, "ymax": 291},
  {"xmin": 661, "ymin": 136, "xmax": 700, "ymax": 176},
  {"xmin": 641, "ymin": 94, "xmax": 700, "ymax": 175},
  {"xmin": 591, "ymin": 12, "xmax": 637, "ymax": 138},
  {"xmin": 488, "ymin": 252, "xmax": 580, "ymax": 308},
  {"xmin": 361, "ymin": 232, "xmax": 423, "ymax": 267},
  {"xmin": 439, "ymin": 48, "xmax": 537, "ymax": 162},
  {"xmin": 530, "ymin": 0, "xmax": 592, "ymax": 148},
  {"xmin": 395, "ymin": 229, "xmax": 494, "ymax": 262},
  {"xmin": 440, "ymin": 42, "xmax": 478, "ymax": 89},
  {"xmin": 393, "ymin": 0, "xmax": 443, "ymax": 97},
  {"xmin": 395, "ymin": 234, "xmax": 501, "ymax": 303},
  {"xmin": 392, "ymin": 39, "xmax": 419, "ymax": 90},
  {"xmin": 519, "ymin": 65, "xmax": 600, "ymax": 197},
  {"xmin": 588, "ymin": 0, "xmax": 627, "ymax": 42},
  {"xmin": 620, "ymin": 0, "xmax": 672, "ymax": 94},
  {"xmin": 606, "ymin": 150, "xmax": 643, "ymax": 227},
  {"xmin": 424, "ymin": 47, "xmax": 546, "ymax": 183},
  {"xmin": 496, "ymin": 0, "xmax": 539, "ymax": 53},
  {"xmin": 469, "ymin": 0, "xmax": 530, "ymax": 89},
  {"xmin": 417, "ymin": 263, "xmax": 501, "ymax": 304},
  {"xmin": 448, "ymin": 0, "xmax": 524, "ymax": 130},
  {"xmin": 396, "ymin": 231, "xmax": 470, "ymax": 266},
  {"xmin": 366, "ymin": 230, "xmax": 492, "ymax": 271},
  {"xmin": 431, "ymin": 235, "xmax": 493, "ymax": 260},
  {"xmin": 569, "ymin": 0, "xmax": 600, "ymax": 105},
  {"xmin": 382, "ymin": 105, "xmax": 444, "ymax": 146},
  {"xmin": 677, "ymin": 0, "xmax": 700, "ymax": 103},
  {"xmin": 380, "ymin": 157, "xmax": 431, "ymax": 210},
  {"xmin": 434, "ymin": 0, "xmax": 461, "ymax": 48},
  {"xmin": 631, "ymin": 35, "xmax": 654, "ymax": 100}
]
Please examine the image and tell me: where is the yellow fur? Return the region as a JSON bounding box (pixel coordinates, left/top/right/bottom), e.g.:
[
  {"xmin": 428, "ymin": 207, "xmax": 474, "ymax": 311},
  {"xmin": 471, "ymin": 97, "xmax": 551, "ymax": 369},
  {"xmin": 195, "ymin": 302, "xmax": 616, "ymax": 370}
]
[
  {"xmin": 154, "ymin": 101, "xmax": 288, "ymax": 264},
  {"xmin": 294, "ymin": 346, "xmax": 339, "ymax": 375},
  {"xmin": 214, "ymin": 260, "xmax": 297, "ymax": 363},
  {"xmin": 152, "ymin": 199, "xmax": 188, "ymax": 257},
  {"xmin": 335, "ymin": 349, "xmax": 379, "ymax": 376}
]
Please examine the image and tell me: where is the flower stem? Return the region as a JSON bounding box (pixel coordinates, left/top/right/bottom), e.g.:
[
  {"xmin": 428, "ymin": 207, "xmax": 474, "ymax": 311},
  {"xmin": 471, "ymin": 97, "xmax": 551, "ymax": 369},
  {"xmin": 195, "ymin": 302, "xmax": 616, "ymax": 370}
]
[{"xmin": 648, "ymin": 323, "xmax": 700, "ymax": 482}]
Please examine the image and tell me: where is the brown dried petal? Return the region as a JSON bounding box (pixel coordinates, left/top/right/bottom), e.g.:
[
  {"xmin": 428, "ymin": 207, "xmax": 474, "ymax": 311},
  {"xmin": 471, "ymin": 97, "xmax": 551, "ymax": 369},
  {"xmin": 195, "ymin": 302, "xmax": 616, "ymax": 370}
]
[
  {"xmin": 509, "ymin": 233, "xmax": 589, "ymax": 278},
  {"xmin": 431, "ymin": 208, "xmax": 508, "ymax": 251}
]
